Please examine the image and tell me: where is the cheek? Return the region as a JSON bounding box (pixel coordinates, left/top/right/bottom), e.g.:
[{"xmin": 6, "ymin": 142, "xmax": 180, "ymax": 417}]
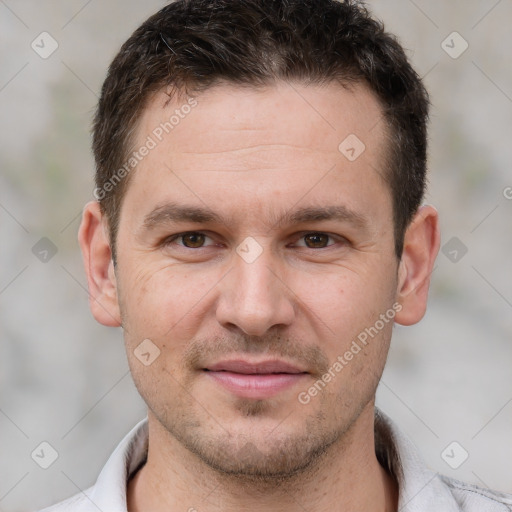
[
  {"xmin": 290, "ymin": 270, "xmax": 379, "ymax": 331},
  {"xmin": 292, "ymin": 269, "xmax": 396, "ymax": 363},
  {"xmin": 118, "ymin": 260, "xmax": 219, "ymax": 344},
  {"xmin": 316, "ymin": 318, "xmax": 393, "ymax": 411}
]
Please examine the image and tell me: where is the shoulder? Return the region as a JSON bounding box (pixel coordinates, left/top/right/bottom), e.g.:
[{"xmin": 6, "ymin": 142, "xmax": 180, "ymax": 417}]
[
  {"xmin": 440, "ymin": 474, "xmax": 512, "ymax": 511},
  {"xmin": 374, "ymin": 408, "xmax": 512, "ymax": 512},
  {"xmin": 35, "ymin": 488, "xmax": 96, "ymax": 512}
]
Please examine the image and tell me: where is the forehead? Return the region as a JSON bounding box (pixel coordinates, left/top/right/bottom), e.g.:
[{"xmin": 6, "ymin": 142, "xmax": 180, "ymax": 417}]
[
  {"xmin": 137, "ymin": 80, "xmax": 386, "ymax": 157},
  {"xmin": 121, "ymin": 80, "xmax": 391, "ymax": 229}
]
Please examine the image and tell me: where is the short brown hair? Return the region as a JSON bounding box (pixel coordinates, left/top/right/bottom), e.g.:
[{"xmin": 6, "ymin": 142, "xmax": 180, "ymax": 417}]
[{"xmin": 92, "ymin": 0, "xmax": 430, "ymax": 263}]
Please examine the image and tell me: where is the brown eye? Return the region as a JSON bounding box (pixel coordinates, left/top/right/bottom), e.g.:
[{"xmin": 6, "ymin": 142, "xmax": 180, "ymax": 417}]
[
  {"xmin": 303, "ymin": 233, "xmax": 330, "ymax": 248},
  {"xmin": 181, "ymin": 232, "xmax": 206, "ymax": 248}
]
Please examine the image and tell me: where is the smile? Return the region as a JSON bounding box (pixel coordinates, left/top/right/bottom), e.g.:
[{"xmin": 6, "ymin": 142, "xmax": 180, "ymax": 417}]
[{"xmin": 203, "ymin": 359, "xmax": 309, "ymax": 399}]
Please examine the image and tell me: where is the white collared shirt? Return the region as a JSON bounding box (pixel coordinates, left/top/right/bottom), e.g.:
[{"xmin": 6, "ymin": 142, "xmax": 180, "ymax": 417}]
[{"xmin": 37, "ymin": 409, "xmax": 512, "ymax": 511}]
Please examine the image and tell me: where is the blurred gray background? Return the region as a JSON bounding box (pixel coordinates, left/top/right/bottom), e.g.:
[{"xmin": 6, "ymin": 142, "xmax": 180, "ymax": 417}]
[{"xmin": 1, "ymin": 1, "xmax": 511, "ymax": 510}]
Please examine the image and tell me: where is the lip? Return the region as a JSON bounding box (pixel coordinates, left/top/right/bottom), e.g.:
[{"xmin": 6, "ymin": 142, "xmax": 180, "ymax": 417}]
[
  {"xmin": 204, "ymin": 359, "xmax": 307, "ymax": 374},
  {"xmin": 203, "ymin": 359, "xmax": 309, "ymax": 399}
]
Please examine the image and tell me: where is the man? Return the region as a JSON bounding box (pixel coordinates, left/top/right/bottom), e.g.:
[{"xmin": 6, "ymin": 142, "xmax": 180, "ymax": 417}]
[{"xmin": 39, "ymin": 0, "xmax": 512, "ymax": 510}]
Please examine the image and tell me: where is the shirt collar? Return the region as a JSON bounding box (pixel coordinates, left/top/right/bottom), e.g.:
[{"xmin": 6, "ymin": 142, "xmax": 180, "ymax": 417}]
[
  {"xmin": 375, "ymin": 408, "xmax": 460, "ymax": 511},
  {"xmin": 87, "ymin": 417, "xmax": 148, "ymax": 511}
]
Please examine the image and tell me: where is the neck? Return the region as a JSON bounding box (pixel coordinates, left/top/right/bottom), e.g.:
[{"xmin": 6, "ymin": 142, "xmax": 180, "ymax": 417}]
[{"xmin": 127, "ymin": 404, "xmax": 398, "ymax": 512}]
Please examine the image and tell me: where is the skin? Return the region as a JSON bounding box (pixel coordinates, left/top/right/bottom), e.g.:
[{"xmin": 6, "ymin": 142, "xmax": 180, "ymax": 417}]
[{"xmin": 79, "ymin": 80, "xmax": 440, "ymax": 512}]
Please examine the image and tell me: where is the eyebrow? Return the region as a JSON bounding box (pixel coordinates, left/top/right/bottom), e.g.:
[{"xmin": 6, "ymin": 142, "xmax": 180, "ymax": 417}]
[{"xmin": 141, "ymin": 202, "xmax": 369, "ymax": 232}]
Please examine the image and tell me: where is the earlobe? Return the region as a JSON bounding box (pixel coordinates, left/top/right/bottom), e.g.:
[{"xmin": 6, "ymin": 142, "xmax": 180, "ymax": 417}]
[
  {"xmin": 394, "ymin": 205, "xmax": 440, "ymax": 326},
  {"xmin": 78, "ymin": 201, "xmax": 122, "ymax": 327}
]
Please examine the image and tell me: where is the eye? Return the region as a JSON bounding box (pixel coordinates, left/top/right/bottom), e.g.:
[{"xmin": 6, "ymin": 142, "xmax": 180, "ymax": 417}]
[
  {"xmin": 294, "ymin": 232, "xmax": 340, "ymax": 249},
  {"xmin": 165, "ymin": 231, "xmax": 214, "ymax": 249}
]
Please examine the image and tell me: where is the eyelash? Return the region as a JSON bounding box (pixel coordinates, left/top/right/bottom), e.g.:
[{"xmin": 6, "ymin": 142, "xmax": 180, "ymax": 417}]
[{"xmin": 162, "ymin": 231, "xmax": 348, "ymax": 250}]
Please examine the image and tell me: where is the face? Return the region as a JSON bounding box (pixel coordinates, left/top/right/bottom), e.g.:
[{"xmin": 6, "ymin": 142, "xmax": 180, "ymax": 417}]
[{"xmin": 84, "ymin": 80, "xmax": 434, "ymax": 478}]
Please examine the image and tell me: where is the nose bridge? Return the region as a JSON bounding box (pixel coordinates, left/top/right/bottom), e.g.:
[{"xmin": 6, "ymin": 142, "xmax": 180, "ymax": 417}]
[{"xmin": 216, "ymin": 241, "xmax": 295, "ymax": 336}]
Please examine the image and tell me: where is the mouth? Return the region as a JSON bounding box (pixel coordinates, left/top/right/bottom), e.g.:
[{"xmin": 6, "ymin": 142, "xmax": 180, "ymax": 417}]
[{"xmin": 202, "ymin": 359, "xmax": 309, "ymax": 399}]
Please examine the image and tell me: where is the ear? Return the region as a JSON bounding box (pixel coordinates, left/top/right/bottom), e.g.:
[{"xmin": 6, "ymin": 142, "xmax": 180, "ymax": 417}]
[
  {"xmin": 394, "ymin": 205, "xmax": 440, "ymax": 326},
  {"xmin": 78, "ymin": 201, "xmax": 121, "ymax": 327}
]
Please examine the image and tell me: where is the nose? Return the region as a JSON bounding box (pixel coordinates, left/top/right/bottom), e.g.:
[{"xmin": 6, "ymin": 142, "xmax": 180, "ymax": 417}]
[{"xmin": 215, "ymin": 246, "xmax": 296, "ymax": 337}]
